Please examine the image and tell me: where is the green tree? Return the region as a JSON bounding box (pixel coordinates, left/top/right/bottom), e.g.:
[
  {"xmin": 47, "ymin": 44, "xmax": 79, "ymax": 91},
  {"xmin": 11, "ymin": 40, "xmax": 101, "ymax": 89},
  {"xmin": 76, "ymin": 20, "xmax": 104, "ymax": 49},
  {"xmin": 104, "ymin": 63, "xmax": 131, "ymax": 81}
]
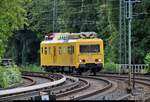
[
  {"xmin": 96, "ymin": 0, "xmax": 119, "ymax": 63},
  {"xmin": 58, "ymin": 0, "xmax": 100, "ymax": 32},
  {"xmin": 132, "ymin": 1, "xmax": 150, "ymax": 63},
  {"xmin": 5, "ymin": 30, "xmax": 40, "ymax": 65},
  {"xmin": 26, "ymin": 0, "xmax": 53, "ymax": 38},
  {"xmin": 0, "ymin": 0, "xmax": 28, "ymax": 58},
  {"xmin": 144, "ymin": 53, "xmax": 150, "ymax": 64}
]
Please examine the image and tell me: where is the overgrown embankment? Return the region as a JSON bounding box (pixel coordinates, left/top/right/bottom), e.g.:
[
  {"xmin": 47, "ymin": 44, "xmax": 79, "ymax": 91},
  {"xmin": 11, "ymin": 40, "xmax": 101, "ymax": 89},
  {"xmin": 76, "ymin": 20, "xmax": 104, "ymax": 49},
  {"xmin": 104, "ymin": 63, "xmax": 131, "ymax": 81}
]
[
  {"xmin": 0, "ymin": 66, "xmax": 22, "ymax": 88},
  {"xmin": 20, "ymin": 64, "xmax": 44, "ymax": 72}
]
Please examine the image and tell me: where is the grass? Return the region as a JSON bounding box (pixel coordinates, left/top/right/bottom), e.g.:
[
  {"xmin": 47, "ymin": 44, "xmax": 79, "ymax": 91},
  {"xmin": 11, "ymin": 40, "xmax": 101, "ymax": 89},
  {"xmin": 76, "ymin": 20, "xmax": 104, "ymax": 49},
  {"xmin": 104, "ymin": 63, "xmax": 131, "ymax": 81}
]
[
  {"xmin": 20, "ymin": 64, "xmax": 44, "ymax": 72},
  {"xmin": 0, "ymin": 65, "xmax": 22, "ymax": 88},
  {"xmin": 102, "ymin": 62, "xmax": 118, "ymax": 73},
  {"xmin": 0, "ymin": 64, "xmax": 44, "ymax": 88}
]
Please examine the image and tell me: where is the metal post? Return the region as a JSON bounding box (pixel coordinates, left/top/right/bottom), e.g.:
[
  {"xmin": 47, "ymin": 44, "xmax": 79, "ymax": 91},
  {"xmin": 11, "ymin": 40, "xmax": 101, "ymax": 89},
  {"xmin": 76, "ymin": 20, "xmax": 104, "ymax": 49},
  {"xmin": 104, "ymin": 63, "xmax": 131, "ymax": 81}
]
[
  {"xmin": 53, "ymin": 0, "xmax": 55, "ymax": 33},
  {"xmin": 80, "ymin": 0, "xmax": 84, "ymax": 32},
  {"xmin": 53, "ymin": 0, "xmax": 58, "ymax": 33},
  {"xmin": 123, "ymin": 0, "xmax": 127, "ymax": 64},
  {"xmin": 127, "ymin": 0, "xmax": 132, "ymax": 92},
  {"xmin": 119, "ymin": 0, "xmax": 128, "ymax": 66},
  {"xmin": 124, "ymin": 0, "xmax": 141, "ymax": 92},
  {"xmin": 119, "ymin": 0, "xmax": 122, "ymax": 65},
  {"xmin": 133, "ymin": 65, "xmax": 135, "ymax": 89},
  {"xmin": 81, "ymin": 0, "xmax": 84, "ymax": 13}
]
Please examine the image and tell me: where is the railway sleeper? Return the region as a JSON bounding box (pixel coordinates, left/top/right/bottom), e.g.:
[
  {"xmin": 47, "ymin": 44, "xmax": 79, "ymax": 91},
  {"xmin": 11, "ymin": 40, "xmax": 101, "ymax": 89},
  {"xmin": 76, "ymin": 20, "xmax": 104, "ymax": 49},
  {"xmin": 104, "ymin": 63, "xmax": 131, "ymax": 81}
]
[
  {"xmin": 49, "ymin": 82, "xmax": 79, "ymax": 94},
  {"xmin": 68, "ymin": 78, "xmax": 75, "ymax": 82},
  {"xmin": 52, "ymin": 85, "xmax": 77, "ymax": 95}
]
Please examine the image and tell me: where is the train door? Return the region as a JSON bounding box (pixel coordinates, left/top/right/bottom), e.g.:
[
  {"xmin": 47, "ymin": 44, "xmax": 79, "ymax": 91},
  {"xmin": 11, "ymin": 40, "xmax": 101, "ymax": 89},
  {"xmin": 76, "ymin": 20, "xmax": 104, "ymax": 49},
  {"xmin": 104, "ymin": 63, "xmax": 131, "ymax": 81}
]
[
  {"xmin": 53, "ymin": 46, "xmax": 56, "ymax": 64},
  {"xmin": 69, "ymin": 45, "xmax": 74, "ymax": 65}
]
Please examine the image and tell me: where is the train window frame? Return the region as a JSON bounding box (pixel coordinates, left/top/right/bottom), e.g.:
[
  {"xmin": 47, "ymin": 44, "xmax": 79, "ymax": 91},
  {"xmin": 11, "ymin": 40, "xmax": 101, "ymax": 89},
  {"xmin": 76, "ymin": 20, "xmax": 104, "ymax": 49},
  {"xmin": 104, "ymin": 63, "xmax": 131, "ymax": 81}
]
[
  {"xmin": 59, "ymin": 47, "xmax": 62, "ymax": 55},
  {"xmin": 68, "ymin": 46, "xmax": 71, "ymax": 54},
  {"xmin": 41, "ymin": 47, "xmax": 43, "ymax": 54},
  {"xmin": 45, "ymin": 47, "xmax": 47, "ymax": 55},
  {"xmin": 63, "ymin": 46, "xmax": 67, "ymax": 53},
  {"xmin": 71, "ymin": 46, "xmax": 74, "ymax": 54},
  {"xmin": 53, "ymin": 46, "xmax": 56, "ymax": 56},
  {"xmin": 80, "ymin": 44, "xmax": 100, "ymax": 53},
  {"xmin": 68, "ymin": 46, "xmax": 74, "ymax": 54},
  {"xmin": 48, "ymin": 47, "xmax": 50, "ymax": 55}
]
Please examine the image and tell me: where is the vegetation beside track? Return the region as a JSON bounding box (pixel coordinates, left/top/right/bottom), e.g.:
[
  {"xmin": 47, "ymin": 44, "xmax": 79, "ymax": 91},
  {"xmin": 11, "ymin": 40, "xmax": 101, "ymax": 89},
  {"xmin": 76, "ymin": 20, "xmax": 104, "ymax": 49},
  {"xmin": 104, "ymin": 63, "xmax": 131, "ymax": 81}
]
[
  {"xmin": 20, "ymin": 64, "xmax": 44, "ymax": 72},
  {"xmin": 0, "ymin": 65, "xmax": 22, "ymax": 88},
  {"xmin": 102, "ymin": 62, "xmax": 118, "ymax": 73},
  {"xmin": 144, "ymin": 53, "xmax": 150, "ymax": 73}
]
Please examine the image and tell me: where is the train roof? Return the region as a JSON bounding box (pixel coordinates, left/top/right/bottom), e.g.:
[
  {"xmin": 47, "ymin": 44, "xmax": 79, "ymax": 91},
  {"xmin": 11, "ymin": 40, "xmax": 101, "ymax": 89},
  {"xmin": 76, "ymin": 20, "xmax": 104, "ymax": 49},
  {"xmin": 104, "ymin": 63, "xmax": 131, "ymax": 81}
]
[
  {"xmin": 41, "ymin": 32, "xmax": 103, "ymax": 44},
  {"xmin": 41, "ymin": 39, "xmax": 103, "ymax": 44}
]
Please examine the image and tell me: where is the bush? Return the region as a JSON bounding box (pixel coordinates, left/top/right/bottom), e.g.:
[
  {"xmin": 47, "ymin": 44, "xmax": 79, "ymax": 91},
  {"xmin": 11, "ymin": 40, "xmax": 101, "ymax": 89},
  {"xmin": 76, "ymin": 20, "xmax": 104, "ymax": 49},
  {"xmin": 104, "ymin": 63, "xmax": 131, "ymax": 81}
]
[
  {"xmin": 144, "ymin": 53, "xmax": 150, "ymax": 73},
  {"xmin": 144, "ymin": 52, "xmax": 150, "ymax": 64},
  {"xmin": 0, "ymin": 65, "xmax": 22, "ymax": 88},
  {"xmin": 20, "ymin": 64, "xmax": 44, "ymax": 72},
  {"xmin": 102, "ymin": 62, "xmax": 117, "ymax": 73}
]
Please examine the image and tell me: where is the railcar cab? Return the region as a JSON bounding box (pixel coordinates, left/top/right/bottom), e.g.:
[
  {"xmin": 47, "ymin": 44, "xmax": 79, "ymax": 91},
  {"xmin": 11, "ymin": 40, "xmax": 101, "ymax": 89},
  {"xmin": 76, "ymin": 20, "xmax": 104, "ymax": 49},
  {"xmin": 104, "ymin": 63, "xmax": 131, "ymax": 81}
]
[{"xmin": 76, "ymin": 39, "xmax": 104, "ymax": 75}]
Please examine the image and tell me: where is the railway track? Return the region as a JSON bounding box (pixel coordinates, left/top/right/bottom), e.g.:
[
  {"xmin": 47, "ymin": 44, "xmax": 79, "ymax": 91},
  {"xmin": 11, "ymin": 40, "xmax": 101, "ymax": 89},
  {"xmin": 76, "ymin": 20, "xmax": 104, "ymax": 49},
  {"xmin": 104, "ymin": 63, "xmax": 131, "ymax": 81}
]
[
  {"xmin": 28, "ymin": 73, "xmax": 150, "ymax": 101},
  {"xmin": 1, "ymin": 71, "xmax": 150, "ymax": 101},
  {"xmin": 14, "ymin": 74, "xmax": 90, "ymax": 100},
  {"xmin": 56, "ymin": 75, "xmax": 113, "ymax": 100},
  {"xmin": 0, "ymin": 72, "xmax": 114, "ymax": 101},
  {"xmin": 83, "ymin": 74, "xmax": 150, "ymax": 101},
  {"xmin": 0, "ymin": 71, "xmax": 66, "ymax": 101},
  {"xmin": 0, "ymin": 76, "xmax": 36, "ymax": 91},
  {"xmin": 56, "ymin": 73, "xmax": 150, "ymax": 101},
  {"xmin": 21, "ymin": 76, "xmax": 36, "ymax": 87}
]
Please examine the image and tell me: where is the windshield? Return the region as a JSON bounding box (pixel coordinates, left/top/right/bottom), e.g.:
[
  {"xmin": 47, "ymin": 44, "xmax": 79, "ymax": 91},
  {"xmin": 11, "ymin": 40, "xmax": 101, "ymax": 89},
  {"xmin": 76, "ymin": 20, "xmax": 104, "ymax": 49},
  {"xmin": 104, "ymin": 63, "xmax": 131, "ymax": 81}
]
[{"xmin": 80, "ymin": 44, "xmax": 100, "ymax": 53}]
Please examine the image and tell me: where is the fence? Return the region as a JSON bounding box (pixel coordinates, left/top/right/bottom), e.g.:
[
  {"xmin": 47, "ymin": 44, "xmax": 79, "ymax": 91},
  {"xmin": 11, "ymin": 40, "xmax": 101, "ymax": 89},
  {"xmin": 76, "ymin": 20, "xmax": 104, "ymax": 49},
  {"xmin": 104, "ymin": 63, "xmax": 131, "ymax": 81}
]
[{"xmin": 116, "ymin": 64, "xmax": 149, "ymax": 74}]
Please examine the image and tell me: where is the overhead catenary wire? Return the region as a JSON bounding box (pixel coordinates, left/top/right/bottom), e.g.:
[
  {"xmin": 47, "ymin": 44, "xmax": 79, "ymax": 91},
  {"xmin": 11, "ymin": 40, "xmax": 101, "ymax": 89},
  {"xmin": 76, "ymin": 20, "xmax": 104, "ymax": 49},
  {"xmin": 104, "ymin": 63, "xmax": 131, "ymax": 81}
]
[{"xmin": 45, "ymin": 0, "xmax": 147, "ymax": 34}]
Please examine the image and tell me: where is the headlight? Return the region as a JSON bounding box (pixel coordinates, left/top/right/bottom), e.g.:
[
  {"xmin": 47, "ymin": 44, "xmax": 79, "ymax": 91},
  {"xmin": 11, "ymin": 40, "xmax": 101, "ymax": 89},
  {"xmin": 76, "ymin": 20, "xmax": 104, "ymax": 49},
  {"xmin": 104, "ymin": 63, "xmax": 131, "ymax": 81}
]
[
  {"xmin": 82, "ymin": 59, "xmax": 85, "ymax": 62},
  {"xmin": 98, "ymin": 59, "xmax": 102, "ymax": 62},
  {"xmin": 79, "ymin": 59, "xmax": 82, "ymax": 63},
  {"xmin": 95, "ymin": 59, "xmax": 98, "ymax": 62},
  {"xmin": 79, "ymin": 59, "xmax": 85, "ymax": 63},
  {"xmin": 95, "ymin": 59, "xmax": 101, "ymax": 62}
]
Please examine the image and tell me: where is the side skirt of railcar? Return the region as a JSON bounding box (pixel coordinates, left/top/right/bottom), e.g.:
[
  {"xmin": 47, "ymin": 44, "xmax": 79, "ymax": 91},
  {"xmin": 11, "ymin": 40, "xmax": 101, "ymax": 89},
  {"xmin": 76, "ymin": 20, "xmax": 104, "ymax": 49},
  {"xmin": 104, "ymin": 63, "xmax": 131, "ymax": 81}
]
[{"xmin": 42, "ymin": 65, "xmax": 103, "ymax": 75}]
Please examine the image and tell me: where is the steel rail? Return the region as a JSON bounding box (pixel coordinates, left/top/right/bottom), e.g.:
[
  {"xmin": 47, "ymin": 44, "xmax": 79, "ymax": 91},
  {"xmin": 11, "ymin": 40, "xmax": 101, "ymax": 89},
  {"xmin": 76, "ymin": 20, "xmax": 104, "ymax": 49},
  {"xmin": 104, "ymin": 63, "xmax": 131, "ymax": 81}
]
[
  {"xmin": 23, "ymin": 74, "xmax": 55, "ymax": 82},
  {"xmin": 95, "ymin": 74, "xmax": 150, "ymax": 100},
  {"xmin": 56, "ymin": 78, "xmax": 90, "ymax": 98},
  {"xmin": 50, "ymin": 76, "xmax": 80, "ymax": 94},
  {"xmin": 116, "ymin": 94, "xmax": 131, "ymax": 100},
  {"xmin": 0, "ymin": 76, "xmax": 36, "ymax": 90},
  {"xmin": 0, "ymin": 76, "xmax": 79, "ymax": 101},
  {"xmin": 55, "ymin": 75, "xmax": 113, "ymax": 100},
  {"xmin": 95, "ymin": 74, "xmax": 150, "ymax": 81},
  {"xmin": 22, "ymin": 76, "xmax": 36, "ymax": 86},
  {"xmin": 72, "ymin": 76, "xmax": 113, "ymax": 100},
  {"xmin": 0, "ymin": 73, "xmax": 66, "ymax": 97},
  {"xmin": 22, "ymin": 71, "xmax": 63, "ymax": 81}
]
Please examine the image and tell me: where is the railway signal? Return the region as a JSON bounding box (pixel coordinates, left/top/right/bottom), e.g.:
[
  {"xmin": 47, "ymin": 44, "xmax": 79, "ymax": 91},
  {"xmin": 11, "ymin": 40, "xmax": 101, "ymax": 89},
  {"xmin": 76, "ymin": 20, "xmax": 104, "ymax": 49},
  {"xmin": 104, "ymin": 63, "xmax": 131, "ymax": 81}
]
[{"xmin": 119, "ymin": 0, "xmax": 141, "ymax": 93}]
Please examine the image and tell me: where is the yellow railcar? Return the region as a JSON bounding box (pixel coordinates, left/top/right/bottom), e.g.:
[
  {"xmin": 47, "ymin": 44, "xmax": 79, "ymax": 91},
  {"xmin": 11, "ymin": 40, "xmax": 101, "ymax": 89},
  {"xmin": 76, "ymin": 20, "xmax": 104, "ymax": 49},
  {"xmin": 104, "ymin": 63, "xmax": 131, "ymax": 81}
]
[{"xmin": 40, "ymin": 32, "xmax": 104, "ymax": 75}]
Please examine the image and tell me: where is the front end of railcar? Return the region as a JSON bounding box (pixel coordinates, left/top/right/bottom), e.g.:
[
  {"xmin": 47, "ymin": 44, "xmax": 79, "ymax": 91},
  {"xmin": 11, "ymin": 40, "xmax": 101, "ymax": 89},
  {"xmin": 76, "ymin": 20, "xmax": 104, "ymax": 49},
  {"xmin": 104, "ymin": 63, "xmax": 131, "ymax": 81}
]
[{"xmin": 77, "ymin": 39, "xmax": 104, "ymax": 74}]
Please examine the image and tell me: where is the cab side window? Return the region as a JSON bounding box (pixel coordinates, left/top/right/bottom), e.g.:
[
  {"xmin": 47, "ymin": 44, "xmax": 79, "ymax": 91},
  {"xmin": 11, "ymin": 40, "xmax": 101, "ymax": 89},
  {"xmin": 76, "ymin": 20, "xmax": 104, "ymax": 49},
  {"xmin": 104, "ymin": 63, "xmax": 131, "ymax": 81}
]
[
  {"xmin": 71, "ymin": 46, "xmax": 74, "ymax": 54},
  {"xmin": 64, "ymin": 46, "xmax": 67, "ymax": 53},
  {"xmin": 45, "ymin": 47, "xmax": 47, "ymax": 55},
  {"xmin": 68, "ymin": 46, "xmax": 71, "ymax": 54},
  {"xmin": 41, "ymin": 47, "xmax": 43, "ymax": 54},
  {"xmin": 48, "ymin": 47, "xmax": 50, "ymax": 55},
  {"xmin": 59, "ymin": 47, "xmax": 62, "ymax": 55},
  {"xmin": 68, "ymin": 46, "xmax": 74, "ymax": 54}
]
